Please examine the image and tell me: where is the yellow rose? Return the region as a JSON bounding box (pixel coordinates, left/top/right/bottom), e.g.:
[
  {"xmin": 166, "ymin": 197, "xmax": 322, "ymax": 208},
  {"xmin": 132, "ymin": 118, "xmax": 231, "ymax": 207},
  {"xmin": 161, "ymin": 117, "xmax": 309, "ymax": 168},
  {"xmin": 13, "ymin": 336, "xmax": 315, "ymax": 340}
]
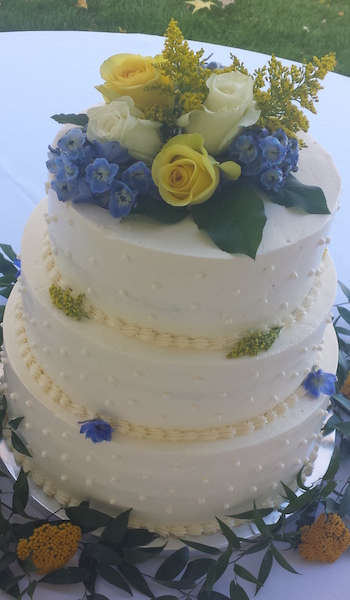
[
  {"xmin": 96, "ymin": 54, "xmax": 169, "ymax": 112},
  {"xmin": 152, "ymin": 134, "xmax": 220, "ymax": 207}
]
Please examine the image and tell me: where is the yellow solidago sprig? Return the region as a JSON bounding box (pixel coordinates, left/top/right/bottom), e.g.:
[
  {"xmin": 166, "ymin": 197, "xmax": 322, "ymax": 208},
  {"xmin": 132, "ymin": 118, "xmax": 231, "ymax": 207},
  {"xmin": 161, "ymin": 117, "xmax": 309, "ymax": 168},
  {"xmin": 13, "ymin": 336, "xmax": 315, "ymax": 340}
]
[
  {"xmin": 227, "ymin": 326, "xmax": 282, "ymax": 358},
  {"xmin": 298, "ymin": 513, "xmax": 350, "ymax": 563},
  {"xmin": 49, "ymin": 283, "xmax": 88, "ymax": 320},
  {"xmin": 144, "ymin": 19, "xmax": 211, "ymax": 127},
  {"xmin": 251, "ymin": 53, "xmax": 336, "ymax": 140},
  {"xmin": 17, "ymin": 522, "xmax": 82, "ymax": 574},
  {"xmin": 340, "ymin": 371, "xmax": 350, "ymax": 400}
]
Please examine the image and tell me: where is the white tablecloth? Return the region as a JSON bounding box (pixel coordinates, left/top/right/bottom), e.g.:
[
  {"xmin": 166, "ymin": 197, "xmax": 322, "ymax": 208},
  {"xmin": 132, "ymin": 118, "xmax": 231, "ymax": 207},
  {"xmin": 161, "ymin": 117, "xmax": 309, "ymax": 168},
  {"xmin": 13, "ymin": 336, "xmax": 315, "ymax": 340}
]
[{"xmin": 0, "ymin": 31, "xmax": 349, "ymax": 600}]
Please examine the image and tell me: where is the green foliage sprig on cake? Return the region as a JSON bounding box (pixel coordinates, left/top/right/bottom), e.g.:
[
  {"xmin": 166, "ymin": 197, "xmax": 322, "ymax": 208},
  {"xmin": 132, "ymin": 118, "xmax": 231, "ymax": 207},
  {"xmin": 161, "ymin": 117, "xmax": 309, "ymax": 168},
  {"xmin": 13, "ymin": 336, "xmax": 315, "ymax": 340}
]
[{"xmin": 50, "ymin": 19, "xmax": 336, "ymax": 259}]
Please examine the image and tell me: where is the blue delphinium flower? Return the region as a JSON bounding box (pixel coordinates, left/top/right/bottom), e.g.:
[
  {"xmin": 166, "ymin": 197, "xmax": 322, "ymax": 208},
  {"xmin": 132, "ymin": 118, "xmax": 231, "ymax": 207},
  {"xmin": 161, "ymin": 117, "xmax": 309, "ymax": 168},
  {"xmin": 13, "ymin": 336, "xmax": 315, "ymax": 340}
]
[
  {"xmin": 271, "ymin": 128, "xmax": 289, "ymax": 147},
  {"xmin": 109, "ymin": 181, "xmax": 138, "ymax": 218},
  {"xmin": 241, "ymin": 154, "xmax": 267, "ymax": 177},
  {"xmin": 51, "ymin": 178, "xmax": 79, "ymax": 202},
  {"xmin": 57, "ymin": 128, "xmax": 86, "ymax": 160},
  {"xmin": 56, "ymin": 154, "xmax": 79, "ymax": 181},
  {"xmin": 228, "ymin": 126, "xmax": 299, "ymax": 192},
  {"xmin": 122, "ymin": 162, "xmax": 153, "ymax": 194},
  {"xmin": 79, "ymin": 419, "xmax": 114, "ymax": 443},
  {"xmin": 207, "ymin": 61, "xmax": 224, "ymax": 70},
  {"xmin": 72, "ymin": 179, "xmax": 96, "ymax": 205},
  {"xmin": 258, "ymin": 136, "xmax": 287, "ymax": 165},
  {"xmin": 303, "ymin": 369, "xmax": 337, "ymax": 398},
  {"xmin": 287, "ymin": 137, "xmax": 299, "ymax": 167},
  {"xmin": 14, "ymin": 257, "xmax": 21, "ymax": 278},
  {"xmin": 86, "ymin": 158, "xmax": 119, "ymax": 194},
  {"xmin": 92, "ymin": 140, "xmax": 129, "ymax": 165},
  {"xmin": 46, "ymin": 154, "xmax": 64, "ymax": 176},
  {"xmin": 230, "ymin": 135, "xmax": 258, "ymax": 164},
  {"xmin": 260, "ymin": 166, "xmax": 284, "ymax": 192}
]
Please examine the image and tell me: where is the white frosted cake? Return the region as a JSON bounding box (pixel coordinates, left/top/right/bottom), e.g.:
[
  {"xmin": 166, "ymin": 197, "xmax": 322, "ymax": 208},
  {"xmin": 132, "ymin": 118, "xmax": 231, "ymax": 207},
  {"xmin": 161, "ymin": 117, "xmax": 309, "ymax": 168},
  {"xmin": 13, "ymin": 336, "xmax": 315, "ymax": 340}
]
[{"xmin": 1, "ymin": 28, "xmax": 340, "ymax": 535}]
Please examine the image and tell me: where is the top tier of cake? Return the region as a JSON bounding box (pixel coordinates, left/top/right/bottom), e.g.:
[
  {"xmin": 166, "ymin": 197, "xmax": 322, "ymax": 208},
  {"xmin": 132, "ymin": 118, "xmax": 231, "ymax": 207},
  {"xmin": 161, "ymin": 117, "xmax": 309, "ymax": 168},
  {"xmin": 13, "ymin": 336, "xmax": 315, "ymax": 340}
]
[{"xmin": 47, "ymin": 132, "xmax": 340, "ymax": 342}]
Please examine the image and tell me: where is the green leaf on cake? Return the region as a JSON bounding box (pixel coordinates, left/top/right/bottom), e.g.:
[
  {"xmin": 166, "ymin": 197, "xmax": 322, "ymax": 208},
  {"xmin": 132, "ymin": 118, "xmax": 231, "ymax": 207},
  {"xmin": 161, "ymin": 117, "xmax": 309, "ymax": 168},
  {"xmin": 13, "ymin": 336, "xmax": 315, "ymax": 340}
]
[
  {"xmin": 51, "ymin": 113, "xmax": 88, "ymax": 127},
  {"xmin": 118, "ymin": 564, "xmax": 155, "ymax": 598},
  {"xmin": 10, "ymin": 431, "xmax": 32, "ymax": 458},
  {"xmin": 99, "ymin": 508, "xmax": 132, "ymax": 547},
  {"xmin": 94, "ymin": 565, "xmax": 132, "ymax": 595},
  {"xmin": 322, "ymin": 446, "xmax": 340, "ymax": 481},
  {"xmin": 270, "ymin": 544, "xmax": 300, "ymax": 574},
  {"xmin": 65, "ymin": 503, "xmax": 112, "ymax": 532},
  {"xmin": 155, "ymin": 546, "xmax": 189, "ymax": 581},
  {"xmin": 228, "ymin": 581, "xmax": 250, "ymax": 600},
  {"xmin": 191, "ymin": 183, "xmax": 267, "ymax": 258},
  {"xmin": 181, "ymin": 558, "xmax": 216, "ymax": 581},
  {"xmin": 122, "ymin": 528, "xmax": 159, "ymax": 548},
  {"xmin": 215, "ymin": 517, "xmax": 241, "ymax": 550},
  {"xmin": 8, "ymin": 417, "xmax": 25, "ymax": 431},
  {"xmin": 256, "ymin": 547, "xmax": 273, "ymax": 594},
  {"xmin": 269, "ymin": 174, "xmax": 330, "ymax": 214},
  {"xmin": 0, "ymin": 245, "xmax": 17, "ymax": 263},
  {"xmin": 339, "ymin": 280, "xmax": 350, "ymax": 301},
  {"xmin": 132, "ymin": 196, "xmax": 189, "ymax": 225},
  {"xmin": 38, "ymin": 567, "xmax": 89, "ymax": 585}
]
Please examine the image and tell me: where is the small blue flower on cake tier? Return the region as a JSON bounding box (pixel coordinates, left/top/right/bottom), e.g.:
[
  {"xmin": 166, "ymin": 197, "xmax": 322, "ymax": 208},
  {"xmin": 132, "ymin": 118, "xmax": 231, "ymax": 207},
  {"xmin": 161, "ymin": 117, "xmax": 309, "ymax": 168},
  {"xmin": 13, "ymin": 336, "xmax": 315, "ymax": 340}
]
[
  {"xmin": 79, "ymin": 419, "xmax": 114, "ymax": 443},
  {"xmin": 303, "ymin": 369, "xmax": 337, "ymax": 398}
]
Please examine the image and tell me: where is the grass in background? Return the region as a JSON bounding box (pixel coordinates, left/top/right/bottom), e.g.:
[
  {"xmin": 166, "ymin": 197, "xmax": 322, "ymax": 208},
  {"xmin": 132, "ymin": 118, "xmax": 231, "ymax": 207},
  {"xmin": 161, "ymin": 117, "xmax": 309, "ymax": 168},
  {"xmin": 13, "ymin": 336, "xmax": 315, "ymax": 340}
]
[{"xmin": 1, "ymin": 0, "xmax": 349, "ymax": 76}]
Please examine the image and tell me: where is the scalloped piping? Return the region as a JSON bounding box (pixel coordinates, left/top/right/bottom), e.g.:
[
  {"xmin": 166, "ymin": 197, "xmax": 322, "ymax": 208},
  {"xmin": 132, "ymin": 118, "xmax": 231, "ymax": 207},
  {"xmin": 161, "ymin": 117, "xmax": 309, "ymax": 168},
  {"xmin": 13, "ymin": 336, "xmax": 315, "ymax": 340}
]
[
  {"xmin": 3, "ymin": 429, "xmax": 320, "ymax": 537},
  {"xmin": 42, "ymin": 231, "xmax": 324, "ymax": 351},
  {"xmin": 6, "ymin": 299, "xmax": 308, "ymax": 442}
]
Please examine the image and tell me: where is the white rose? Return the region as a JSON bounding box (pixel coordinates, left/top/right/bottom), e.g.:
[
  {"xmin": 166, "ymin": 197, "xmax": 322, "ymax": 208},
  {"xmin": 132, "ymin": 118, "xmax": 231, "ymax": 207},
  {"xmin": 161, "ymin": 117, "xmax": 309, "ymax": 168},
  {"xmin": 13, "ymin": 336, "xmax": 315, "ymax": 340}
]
[
  {"xmin": 87, "ymin": 97, "xmax": 162, "ymax": 165},
  {"xmin": 177, "ymin": 72, "xmax": 260, "ymax": 156}
]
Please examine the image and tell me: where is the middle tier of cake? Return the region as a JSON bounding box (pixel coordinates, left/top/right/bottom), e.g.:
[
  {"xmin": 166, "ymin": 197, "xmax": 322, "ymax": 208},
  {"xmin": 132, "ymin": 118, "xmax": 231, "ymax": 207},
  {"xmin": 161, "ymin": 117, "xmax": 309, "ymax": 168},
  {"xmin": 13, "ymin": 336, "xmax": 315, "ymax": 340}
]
[{"xmin": 17, "ymin": 198, "xmax": 337, "ymax": 432}]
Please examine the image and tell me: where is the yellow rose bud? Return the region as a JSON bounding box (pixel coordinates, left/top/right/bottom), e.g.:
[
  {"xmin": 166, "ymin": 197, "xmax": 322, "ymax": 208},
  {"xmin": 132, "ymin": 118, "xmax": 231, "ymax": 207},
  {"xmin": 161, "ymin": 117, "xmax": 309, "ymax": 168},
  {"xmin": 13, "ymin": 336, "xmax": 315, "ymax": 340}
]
[
  {"xmin": 96, "ymin": 53, "xmax": 169, "ymax": 112},
  {"xmin": 152, "ymin": 133, "xmax": 220, "ymax": 207}
]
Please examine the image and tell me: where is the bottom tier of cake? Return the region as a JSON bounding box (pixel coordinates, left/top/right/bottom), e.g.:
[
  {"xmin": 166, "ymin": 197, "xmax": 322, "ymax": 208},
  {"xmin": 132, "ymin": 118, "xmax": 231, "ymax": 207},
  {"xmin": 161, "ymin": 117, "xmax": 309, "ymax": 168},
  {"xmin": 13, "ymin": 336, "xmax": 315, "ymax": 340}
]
[{"xmin": 2, "ymin": 287, "xmax": 338, "ymax": 536}]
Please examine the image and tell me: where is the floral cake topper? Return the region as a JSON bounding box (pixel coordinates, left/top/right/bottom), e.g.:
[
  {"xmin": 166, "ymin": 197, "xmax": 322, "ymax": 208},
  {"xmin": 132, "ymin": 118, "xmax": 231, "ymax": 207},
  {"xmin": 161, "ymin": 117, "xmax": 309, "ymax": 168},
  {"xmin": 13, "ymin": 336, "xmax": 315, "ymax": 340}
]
[{"xmin": 49, "ymin": 20, "xmax": 335, "ymax": 258}]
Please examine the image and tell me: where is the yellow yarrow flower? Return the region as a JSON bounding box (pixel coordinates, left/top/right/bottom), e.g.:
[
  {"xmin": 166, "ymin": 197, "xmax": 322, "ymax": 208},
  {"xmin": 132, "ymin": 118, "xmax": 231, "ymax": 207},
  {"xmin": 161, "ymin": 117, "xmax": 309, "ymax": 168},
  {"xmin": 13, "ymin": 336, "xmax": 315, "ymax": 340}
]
[
  {"xmin": 298, "ymin": 513, "xmax": 350, "ymax": 563},
  {"xmin": 17, "ymin": 522, "xmax": 81, "ymax": 574},
  {"xmin": 340, "ymin": 371, "xmax": 350, "ymax": 400}
]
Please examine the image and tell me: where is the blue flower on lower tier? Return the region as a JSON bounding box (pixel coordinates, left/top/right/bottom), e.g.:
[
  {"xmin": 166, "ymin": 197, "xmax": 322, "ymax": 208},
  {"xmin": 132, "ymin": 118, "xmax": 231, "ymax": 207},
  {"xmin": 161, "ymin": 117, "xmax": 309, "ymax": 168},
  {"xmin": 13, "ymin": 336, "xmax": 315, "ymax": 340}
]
[
  {"xmin": 303, "ymin": 369, "xmax": 337, "ymax": 398},
  {"xmin": 79, "ymin": 419, "xmax": 114, "ymax": 443}
]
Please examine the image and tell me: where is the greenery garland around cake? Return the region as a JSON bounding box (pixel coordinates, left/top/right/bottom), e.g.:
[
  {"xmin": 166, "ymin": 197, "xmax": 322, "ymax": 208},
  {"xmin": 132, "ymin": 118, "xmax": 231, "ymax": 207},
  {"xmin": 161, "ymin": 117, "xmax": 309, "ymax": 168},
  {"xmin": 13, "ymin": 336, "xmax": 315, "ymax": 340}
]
[
  {"xmin": 48, "ymin": 19, "xmax": 336, "ymax": 258},
  {"xmin": 1, "ymin": 243, "xmax": 350, "ymax": 599}
]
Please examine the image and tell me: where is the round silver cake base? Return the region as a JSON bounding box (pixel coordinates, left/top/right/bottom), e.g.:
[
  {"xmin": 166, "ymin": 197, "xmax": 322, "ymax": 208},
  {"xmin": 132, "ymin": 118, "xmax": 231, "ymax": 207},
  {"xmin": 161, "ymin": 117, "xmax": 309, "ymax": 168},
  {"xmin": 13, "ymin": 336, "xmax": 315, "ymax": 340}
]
[{"xmin": 0, "ymin": 429, "xmax": 336, "ymax": 550}]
